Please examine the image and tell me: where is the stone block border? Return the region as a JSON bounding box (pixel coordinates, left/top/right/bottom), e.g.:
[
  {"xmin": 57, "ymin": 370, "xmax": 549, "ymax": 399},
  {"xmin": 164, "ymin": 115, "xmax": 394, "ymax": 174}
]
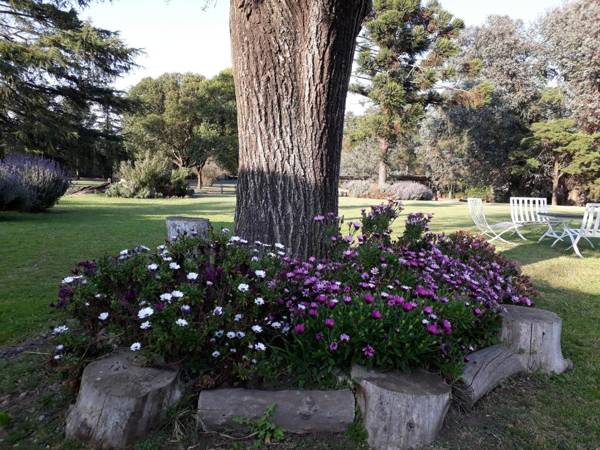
[{"xmin": 66, "ymin": 304, "xmax": 571, "ymax": 449}]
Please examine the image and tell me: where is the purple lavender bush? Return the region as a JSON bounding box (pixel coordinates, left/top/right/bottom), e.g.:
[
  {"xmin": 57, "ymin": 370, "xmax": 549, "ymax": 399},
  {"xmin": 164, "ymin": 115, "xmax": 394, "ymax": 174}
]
[
  {"xmin": 52, "ymin": 202, "xmax": 535, "ymax": 387},
  {"xmin": 0, "ymin": 154, "xmax": 70, "ymax": 212}
]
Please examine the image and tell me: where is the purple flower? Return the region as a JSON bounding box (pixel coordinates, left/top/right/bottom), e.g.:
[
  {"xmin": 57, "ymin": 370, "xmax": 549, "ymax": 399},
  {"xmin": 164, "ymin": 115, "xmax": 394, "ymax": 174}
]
[
  {"xmin": 313, "ymin": 215, "xmax": 325, "ymax": 222},
  {"xmin": 363, "ymin": 293, "xmax": 374, "ymax": 304},
  {"xmin": 473, "ymin": 307, "xmax": 483, "ymax": 317},
  {"xmin": 315, "ymin": 332, "xmax": 324, "ymax": 341},
  {"xmin": 402, "ymin": 302, "xmax": 416, "ymax": 312},
  {"xmin": 362, "ymin": 345, "xmax": 375, "ymax": 359},
  {"xmin": 294, "ymin": 323, "xmax": 305, "ymax": 334},
  {"xmin": 329, "ymin": 341, "xmax": 338, "ymax": 351},
  {"xmin": 324, "ymin": 318, "xmax": 335, "ymax": 329},
  {"xmin": 343, "ymin": 295, "xmax": 352, "ymax": 304},
  {"xmin": 441, "ymin": 319, "xmax": 452, "ymax": 335},
  {"xmin": 426, "ymin": 323, "xmax": 440, "ymax": 335},
  {"xmin": 340, "ymin": 333, "xmax": 350, "ymax": 342},
  {"xmin": 371, "ymin": 310, "xmax": 382, "ymax": 319},
  {"xmin": 423, "ymin": 306, "xmax": 433, "ymax": 315}
]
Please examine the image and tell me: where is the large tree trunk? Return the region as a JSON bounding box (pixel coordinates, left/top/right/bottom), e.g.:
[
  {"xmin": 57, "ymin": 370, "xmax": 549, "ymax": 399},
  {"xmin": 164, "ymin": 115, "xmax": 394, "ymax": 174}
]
[
  {"xmin": 377, "ymin": 138, "xmax": 390, "ymax": 190},
  {"xmin": 551, "ymin": 159, "xmax": 561, "ymax": 206},
  {"xmin": 193, "ymin": 166, "xmax": 204, "ymax": 190},
  {"xmin": 230, "ymin": 0, "xmax": 371, "ymax": 258}
]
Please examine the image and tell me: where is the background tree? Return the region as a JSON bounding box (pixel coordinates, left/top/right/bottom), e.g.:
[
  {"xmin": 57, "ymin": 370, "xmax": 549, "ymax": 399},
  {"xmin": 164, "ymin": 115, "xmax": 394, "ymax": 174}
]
[
  {"xmin": 230, "ymin": 0, "xmax": 371, "ymax": 258},
  {"xmin": 351, "ymin": 0, "xmax": 463, "ymax": 188},
  {"xmin": 512, "ymin": 119, "xmax": 600, "ymax": 205},
  {"xmin": 541, "ymin": 0, "xmax": 600, "ymax": 133},
  {"xmin": 0, "ymin": 0, "xmax": 138, "ymax": 175},
  {"xmin": 124, "ymin": 70, "xmax": 237, "ymax": 188}
]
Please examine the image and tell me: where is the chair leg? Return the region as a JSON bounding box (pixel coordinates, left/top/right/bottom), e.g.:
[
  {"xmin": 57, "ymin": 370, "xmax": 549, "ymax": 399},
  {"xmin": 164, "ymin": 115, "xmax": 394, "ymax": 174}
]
[
  {"xmin": 513, "ymin": 226, "xmax": 527, "ymax": 240},
  {"xmin": 571, "ymin": 235, "xmax": 583, "ymax": 258},
  {"xmin": 582, "ymin": 236, "xmax": 594, "ymax": 248}
]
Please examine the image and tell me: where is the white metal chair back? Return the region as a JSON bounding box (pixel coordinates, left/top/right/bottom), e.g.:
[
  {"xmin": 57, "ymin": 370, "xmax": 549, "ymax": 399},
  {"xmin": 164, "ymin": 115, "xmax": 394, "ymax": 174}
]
[
  {"xmin": 510, "ymin": 197, "xmax": 548, "ymax": 224},
  {"xmin": 468, "ymin": 198, "xmax": 488, "ymax": 231},
  {"xmin": 578, "ymin": 203, "xmax": 600, "ymax": 237}
]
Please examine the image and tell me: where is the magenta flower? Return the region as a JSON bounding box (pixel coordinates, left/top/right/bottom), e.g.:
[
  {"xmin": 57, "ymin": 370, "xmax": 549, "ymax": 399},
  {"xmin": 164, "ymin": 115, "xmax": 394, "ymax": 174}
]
[
  {"xmin": 363, "ymin": 293, "xmax": 374, "ymax": 304},
  {"xmin": 329, "ymin": 341, "xmax": 338, "ymax": 351},
  {"xmin": 313, "ymin": 215, "xmax": 325, "ymax": 222},
  {"xmin": 340, "ymin": 333, "xmax": 350, "ymax": 342},
  {"xmin": 294, "ymin": 323, "xmax": 305, "ymax": 334},
  {"xmin": 343, "ymin": 295, "xmax": 352, "ymax": 304},
  {"xmin": 473, "ymin": 307, "xmax": 483, "ymax": 317},
  {"xmin": 402, "ymin": 302, "xmax": 416, "ymax": 312},
  {"xmin": 423, "ymin": 305, "xmax": 433, "ymax": 315},
  {"xmin": 362, "ymin": 345, "xmax": 375, "ymax": 359},
  {"xmin": 371, "ymin": 310, "xmax": 382, "ymax": 319},
  {"xmin": 441, "ymin": 319, "xmax": 452, "ymax": 335},
  {"xmin": 426, "ymin": 323, "xmax": 440, "ymax": 335},
  {"xmin": 315, "ymin": 331, "xmax": 324, "ymax": 341},
  {"xmin": 324, "ymin": 318, "xmax": 335, "ymax": 329}
]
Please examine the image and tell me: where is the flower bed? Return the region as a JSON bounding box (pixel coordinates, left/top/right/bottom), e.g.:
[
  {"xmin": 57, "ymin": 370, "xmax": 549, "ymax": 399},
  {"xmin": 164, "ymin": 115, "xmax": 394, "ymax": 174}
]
[{"xmin": 52, "ymin": 201, "xmax": 535, "ymax": 387}]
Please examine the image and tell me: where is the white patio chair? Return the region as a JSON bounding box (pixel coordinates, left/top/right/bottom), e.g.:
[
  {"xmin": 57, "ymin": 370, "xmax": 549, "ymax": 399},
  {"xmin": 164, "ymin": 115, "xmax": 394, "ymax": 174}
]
[
  {"xmin": 468, "ymin": 198, "xmax": 520, "ymax": 244},
  {"xmin": 509, "ymin": 197, "xmax": 558, "ymax": 241},
  {"xmin": 563, "ymin": 203, "xmax": 600, "ymax": 258}
]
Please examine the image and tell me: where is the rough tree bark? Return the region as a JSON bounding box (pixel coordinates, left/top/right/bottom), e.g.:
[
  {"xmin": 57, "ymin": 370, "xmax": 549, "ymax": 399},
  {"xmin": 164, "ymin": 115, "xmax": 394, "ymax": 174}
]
[
  {"xmin": 377, "ymin": 138, "xmax": 390, "ymax": 189},
  {"xmin": 230, "ymin": 0, "xmax": 371, "ymax": 258}
]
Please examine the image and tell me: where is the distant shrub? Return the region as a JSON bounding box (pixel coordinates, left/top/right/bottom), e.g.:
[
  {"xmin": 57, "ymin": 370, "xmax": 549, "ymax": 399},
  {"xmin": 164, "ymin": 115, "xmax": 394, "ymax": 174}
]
[
  {"xmin": 201, "ymin": 159, "xmax": 228, "ymax": 187},
  {"xmin": 107, "ymin": 153, "xmax": 191, "ymax": 198},
  {"xmin": 342, "ymin": 180, "xmax": 373, "ymax": 198},
  {"xmin": 0, "ymin": 154, "xmax": 70, "ymax": 212},
  {"xmin": 383, "ymin": 181, "xmax": 433, "ymax": 200},
  {"xmin": 464, "ymin": 185, "xmax": 493, "ymax": 202}
]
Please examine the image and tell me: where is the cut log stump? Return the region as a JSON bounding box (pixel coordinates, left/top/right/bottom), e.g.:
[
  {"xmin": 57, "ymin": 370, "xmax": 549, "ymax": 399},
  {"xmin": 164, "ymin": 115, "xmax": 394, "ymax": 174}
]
[
  {"xmin": 351, "ymin": 365, "xmax": 451, "ymax": 450},
  {"xmin": 65, "ymin": 352, "xmax": 181, "ymax": 449},
  {"xmin": 197, "ymin": 388, "xmax": 355, "ymax": 434},
  {"xmin": 501, "ymin": 305, "xmax": 572, "ymax": 374},
  {"xmin": 165, "ymin": 216, "xmax": 209, "ymax": 242},
  {"xmin": 454, "ymin": 344, "xmax": 525, "ymax": 409}
]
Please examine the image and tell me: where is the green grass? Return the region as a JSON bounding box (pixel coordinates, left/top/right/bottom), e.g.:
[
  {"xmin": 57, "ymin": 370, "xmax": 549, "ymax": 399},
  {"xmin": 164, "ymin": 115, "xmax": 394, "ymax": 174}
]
[{"xmin": 1, "ymin": 195, "xmax": 599, "ymax": 448}]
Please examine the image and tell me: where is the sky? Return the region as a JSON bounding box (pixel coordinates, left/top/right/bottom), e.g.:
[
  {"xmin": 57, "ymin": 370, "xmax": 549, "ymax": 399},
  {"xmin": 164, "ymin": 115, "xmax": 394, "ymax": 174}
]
[{"xmin": 83, "ymin": 0, "xmax": 567, "ymax": 113}]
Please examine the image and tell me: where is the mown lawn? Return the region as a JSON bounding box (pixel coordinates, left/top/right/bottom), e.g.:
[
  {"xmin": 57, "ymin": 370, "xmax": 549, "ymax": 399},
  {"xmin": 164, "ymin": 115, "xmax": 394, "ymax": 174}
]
[{"xmin": 0, "ymin": 194, "xmax": 599, "ymax": 449}]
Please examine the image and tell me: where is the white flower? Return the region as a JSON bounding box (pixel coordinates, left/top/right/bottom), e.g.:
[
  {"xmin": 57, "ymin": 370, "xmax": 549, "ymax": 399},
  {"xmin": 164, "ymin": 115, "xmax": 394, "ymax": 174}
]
[
  {"xmin": 277, "ymin": 251, "xmax": 285, "ymax": 256},
  {"xmin": 229, "ymin": 348, "xmax": 237, "ymax": 353},
  {"xmin": 54, "ymin": 354, "xmax": 62, "ymax": 360},
  {"xmin": 234, "ymin": 313, "xmax": 243, "ymax": 321},
  {"xmin": 297, "ymin": 304, "xmax": 306, "ymax": 310},
  {"xmin": 163, "ymin": 256, "xmax": 173, "ymax": 262},
  {"xmin": 119, "ymin": 249, "xmax": 128, "ymax": 256},
  {"xmin": 171, "ymin": 290, "xmax": 184, "ymax": 298},
  {"xmin": 255, "ymin": 270, "xmax": 266, "ymax": 278},
  {"xmin": 226, "ymin": 331, "xmax": 236, "ymax": 339},
  {"xmin": 421, "ymin": 319, "xmax": 429, "ymax": 325},
  {"xmin": 240, "ymin": 239, "xmax": 248, "ymax": 244},
  {"xmin": 160, "ymin": 293, "xmax": 173, "ymax": 302},
  {"xmin": 140, "ymin": 321, "xmax": 151, "ymax": 330},
  {"xmin": 206, "ymin": 280, "xmax": 213, "ymax": 286},
  {"xmin": 221, "ymin": 228, "xmax": 230, "ymax": 233},
  {"xmin": 212, "ymin": 351, "xmax": 221, "ymax": 358},
  {"xmin": 252, "ymin": 358, "xmax": 257, "ymax": 364},
  {"xmin": 175, "ymin": 318, "xmax": 188, "ymax": 327},
  {"xmin": 271, "ymin": 321, "xmax": 282, "ymax": 329},
  {"xmin": 229, "ymin": 236, "xmax": 241, "ymax": 242},
  {"xmin": 254, "ymin": 297, "xmax": 265, "ymax": 306},
  {"xmin": 53, "ymin": 325, "xmax": 70, "ymax": 334},
  {"xmin": 251, "ymin": 325, "xmax": 263, "ymax": 333},
  {"xmin": 215, "ymin": 330, "xmax": 224, "ymax": 337},
  {"xmin": 130, "ymin": 342, "xmax": 142, "ymax": 351},
  {"xmin": 169, "ymin": 262, "xmax": 180, "ymax": 270},
  {"xmin": 56, "ymin": 344, "xmax": 64, "ymax": 351},
  {"xmin": 213, "ymin": 306, "xmax": 223, "ymax": 316},
  {"xmin": 187, "ymin": 272, "xmax": 198, "ymax": 280},
  {"xmin": 267, "ymin": 252, "xmax": 276, "ymax": 257},
  {"xmin": 274, "ymin": 243, "xmax": 285, "ymax": 249},
  {"xmin": 180, "ymin": 304, "xmax": 191, "ymax": 313},
  {"xmin": 251, "ymin": 256, "xmax": 259, "ymax": 262},
  {"xmin": 236, "ymin": 331, "xmax": 245, "ymax": 338},
  {"xmin": 238, "ymin": 283, "xmax": 249, "ymax": 292},
  {"xmin": 157, "ymin": 244, "xmax": 166, "ymax": 250},
  {"xmin": 138, "ymin": 307, "xmax": 154, "ymax": 319},
  {"xmin": 94, "ymin": 293, "xmax": 104, "ymax": 299},
  {"xmin": 98, "ymin": 312, "xmax": 109, "ymax": 321},
  {"xmin": 62, "ymin": 276, "xmax": 75, "ymax": 284},
  {"xmin": 254, "ymin": 342, "xmax": 266, "ymax": 351},
  {"xmin": 147, "ymin": 263, "xmax": 158, "ymax": 271},
  {"xmin": 139, "ymin": 245, "xmax": 150, "ymax": 252}
]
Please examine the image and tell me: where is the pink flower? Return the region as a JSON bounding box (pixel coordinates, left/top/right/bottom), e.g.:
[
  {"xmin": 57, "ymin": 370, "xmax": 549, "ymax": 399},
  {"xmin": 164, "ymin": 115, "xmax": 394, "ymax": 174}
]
[
  {"xmin": 473, "ymin": 307, "xmax": 483, "ymax": 317},
  {"xmin": 362, "ymin": 345, "xmax": 375, "ymax": 359},
  {"xmin": 441, "ymin": 319, "xmax": 452, "ymax": 335},
  {"xmin": 363, "ymin": 293, "xmax": 374, "ymax": 304},
  {"xmin": 329, "ymin": 341, "xmax": 338, "ymax": 351},
  {"xmin": 324, "ymin": 318, "xmax": 335, "ymax": 329},
  {"xmin": 294, "ymin": 323, "xmax": 305, "ymax": 334},
  {"xmin": 426, "ymin": 323, "xmax": 440, "ymax": 335},
  {"xmin": 340, "ymin": 333, "xmax": 350, "ymax": 342},
  {"xmin": 402, "ymin": 302, "xmax": 416, "ymax": 312},
  {"xmin": 371, "ymin": 310, "xmax": 382, "ymax": 319}
]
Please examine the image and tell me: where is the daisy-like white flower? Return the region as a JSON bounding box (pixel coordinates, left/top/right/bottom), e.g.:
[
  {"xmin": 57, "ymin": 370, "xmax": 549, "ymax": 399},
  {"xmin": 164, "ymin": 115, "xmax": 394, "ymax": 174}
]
[
  {"xmin": 171, "ymin": 290, "xmax": 184, "ymax": 298},
  {"xmin": 234, "ymin": 313, "xmax": 243, "ymax": 321},
  {"xmin": 213, "ymin": 306, "xmax": 223, "ymax": 316},
  {"xmin": 254, "ymin": 342, "xmax": 267, "ymax": 351},
  {"xmin": 255, "ymin": 270, "xmax": 266, "ymax": 278},
  {"xmin": 160, "ymin": 293, "xmax": 173, "ymax": 302},
  {"xmin": 240, "ymin": 238, "xmax": 248, "ymax": 244},
  {"xmin": 226, "ymin": 331, "xmax": 236, "ymax": 339},
  {"xmin": 187, "ymin": 272, "xmax": 198, "ymax": 280},
  {"xmin": 254, "ymin": 297, "xmax": 265, "ymax": 306},
  {"xmin": 238, "ymin": 283, "xmax": 249, "ymax": 292},
  {"xmin": 175, "ymin": 318, "xmax": 188, "ymax": 327},
  {"xmin": 98, "ymin": 312, "xmax": 109, "ymax": 321},
  {"xmin": 215, "ymin": 330, "xmax": 224, "ymax": 337},
  {"xmin": 206, "ymin": 280, "xmax": 214, "ymax": 286},
  {"xmin": 56, "ymin": 344, "xmax": 64, "ymax": 351},
  {"xmin": 138, "ymin": 307, "xmax": 154, "ymax": 319},
  {"xmin": 94, "ymin": 293, "xmax": 104, "ymax": 299},
  {"xmin": 130, "ymin": 342, "xmax": 142, "ymax": 351},
  {"xmin": 180, "ymin": 304, "xmax": 191, "ymax": 313},
  {"xmin": 251, "ymin": 325, "xmax": 263, "ymax": 333},
  {"xmin": 157, "ymin": 244, "xmax": 166, "ymax": 250},
  {"xmin": 274, "ymin": 243, "xmax": 285, "ymax": 249},
  {"xmin": 147, "ymin": 263, "xmax": 158, "ymax": 271},
  {"xmin": 229, "ymin": 348, "xmax": 237, "ymax": 353},
  {"xmin": 163, "ymin": 256, "xmax": 173, "ymax": 262},
  {"xmin": 169, "ymin": 262, "xmax": 180, "ymax": 270},
  {"xmin": 251, "ymin": 256, "xmax": 259, "ymax": 262},
  {"xmin": 229, "ymin": 236, "xmax": 241, "ymax": 243},
  {"xmin": 140, "ymin": 321, "xmax": 151, "ymax": 330},
  {"xmin": 54, "ymin": 354, "xmax": 62, "ymax": 360},
  {"xmin": 221, "ymin": 228, "xmax": 230, "ymax": 234},
  {"xmin": 277, "ymin": 251, "xmax": 285, "ymax": 256},
  {"xmin": 62, "ymin": 276, "xmax": 75, "ymax": 284},
  {"xmin": 212, "ymin": 351, "xmax": 221, "ymax": 358},
  {"xmin": 119, "ymin": 249, "xmax": 128, "ymax": 256},
  {"xmin": 236, "ymin": 331, "xmax": 245, "ymax": 338},
  {"xmin": 53, "ymin": 325, "xmax": 69, "ymax": 334},
  {"xmin": 271, "ymin": 321, "xmax": 282, "ymax": 329}
]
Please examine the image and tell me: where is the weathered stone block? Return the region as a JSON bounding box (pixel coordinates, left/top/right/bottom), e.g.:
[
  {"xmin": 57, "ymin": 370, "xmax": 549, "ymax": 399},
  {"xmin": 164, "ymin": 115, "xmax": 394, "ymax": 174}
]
[
  {"xmin": 351, "ymin": 365, "xmax": 451, "ymax": 450},
  {"xmin": 501, "ymin": 305, "xmax": 572, "ymax": 374},
  {"xmin": 65, "ymin": 352, "xmax": 181, "ymax": 449},
  {"xmin": 166, "ymin": 216, "xmax": 209, "ymax": 242},
  {"xmin": 197, "ymin": 388, "xmax": 355, "ymax": 434}
]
